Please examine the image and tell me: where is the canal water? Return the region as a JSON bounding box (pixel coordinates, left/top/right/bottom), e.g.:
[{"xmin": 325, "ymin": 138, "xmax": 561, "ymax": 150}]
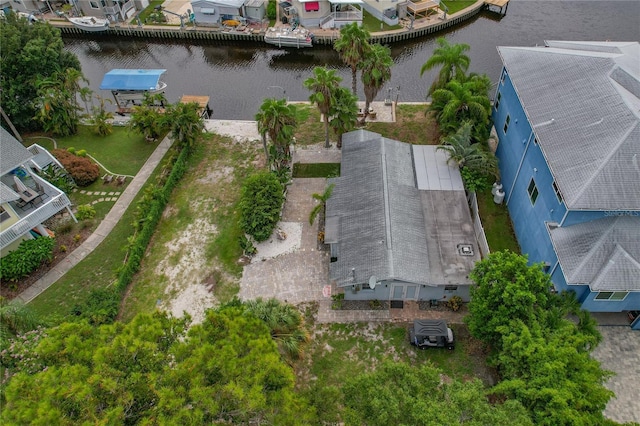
[{"xmin": 64, "ymin": 1, "xmax": 640, "ymax": 120}]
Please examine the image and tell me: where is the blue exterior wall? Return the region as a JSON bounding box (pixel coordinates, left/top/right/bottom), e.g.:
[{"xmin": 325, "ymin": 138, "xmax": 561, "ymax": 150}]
[
  {"xmin": 493, "ymin": 67, "xmax": 637, "ymax": 315},
  {"xmin": 493, "ymin": 70, "xmax": 565, "ymax": 265}
]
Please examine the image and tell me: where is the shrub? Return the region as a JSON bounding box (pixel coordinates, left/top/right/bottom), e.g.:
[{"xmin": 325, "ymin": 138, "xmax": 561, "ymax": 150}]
[
  {"xmin": 267, "ymin": 0, "xmax": 276, "ymax": 20},
  {"xmin": 76, "ymin": 149, "xmax": 87, "ymax": 157},
  {"xmin": 52, "ymin": 149, "xmax": 100, "ymax": 187},
  {"xmin": 447, "ymin": 295, "xmax": 464, "ymax": 312},
  {"xmin": 39, "ymin": 164, "xmax": 76, "ymax": 194},
  {"xmin": 0, "ymin": 237, "xmax": 55, "ymax": 282},
  {"xmin": 239, "ymin": 171, "xmax": 284, "ymax": 242},
  {"xmin": 76, "ymin": 204, "xmax": 96, "ymax": 221},
  {"xmin": 71, "ymin": 288, "xmax": 119, "ymax": 325},
  {"xmin": 67, "ymin": 147, "xmax": 76, "ymax": 155}
]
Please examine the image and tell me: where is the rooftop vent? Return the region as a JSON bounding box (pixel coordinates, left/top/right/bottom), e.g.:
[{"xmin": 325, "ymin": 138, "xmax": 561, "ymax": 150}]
[{"xmin": 457, "ymin": 244, "xmax": 474, "ymax": 256}]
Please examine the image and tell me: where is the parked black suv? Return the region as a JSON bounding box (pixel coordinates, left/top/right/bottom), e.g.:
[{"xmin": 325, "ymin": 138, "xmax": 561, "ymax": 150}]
[{"xmin": 409, "ymin": 320, "xmax": 455, "ymax": 350}]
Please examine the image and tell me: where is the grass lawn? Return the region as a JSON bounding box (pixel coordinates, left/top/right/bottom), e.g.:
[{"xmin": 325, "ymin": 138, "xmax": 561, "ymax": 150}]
[
  {"xmin": 441, "ymin": 0, "xmax": 477, "ymax": 14},
  {"xmin": 297, "ymin": 320, "xmax": 493, "ymax": 421},
  {"xmin": 369, "ymin": 104, "xmax": 440, "ymax": 144},
  {"xmin": 293, "ymin": 163, "xmax": 340, "ymax": 178},
  {"xmin": 477, "ymin": 187, "xmax": 520, "ymax": 253},
  {"xmin": 25, "ymin": 126, "xmax": 158, "ymax": 177},
  {"xmin": 362, "ymin": 9, "xmax": 402, "ymax": 33},
  {"xmin": 28, "ymin": 150, "xmax": 168, "ymax": 320}
]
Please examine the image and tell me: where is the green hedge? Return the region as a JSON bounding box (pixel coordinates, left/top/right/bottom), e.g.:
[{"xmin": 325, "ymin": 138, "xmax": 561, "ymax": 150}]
[
  {"xmin": 72, "ymin": 146, "xmax": 190, "ymax": 324},
  {"xmin": 239, "ymin": 171, "xmax": 284, "ymax": 242}
]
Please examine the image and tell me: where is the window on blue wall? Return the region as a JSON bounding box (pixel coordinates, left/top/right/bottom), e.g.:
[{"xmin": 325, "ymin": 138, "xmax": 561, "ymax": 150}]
[
  {"xmin": 500, "ymin": 69, "xmax": 506, "ymax": 85},
  {"xmin": 527, "ymin": 178, "xmax": 538, "ymax": 205},
  {"xmin": 552, "ymin": 181, "xmax": 563, "ymax": 203},
  {"xmin": 595, "ymin": 291, "xmax": 628, "ymax": 301},
  {"xmin": 495, "ymin": 92, "xmax": 501, "ymax": 110},
  {"xmin": 503, "ymin": 115, "xmax": 511, "ymax": 133}
]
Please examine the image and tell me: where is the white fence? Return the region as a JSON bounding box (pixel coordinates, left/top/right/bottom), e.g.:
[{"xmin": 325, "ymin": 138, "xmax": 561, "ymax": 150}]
[{"xmin": 467, "ymin": 191, "xmax": 490, "ymax": 258}]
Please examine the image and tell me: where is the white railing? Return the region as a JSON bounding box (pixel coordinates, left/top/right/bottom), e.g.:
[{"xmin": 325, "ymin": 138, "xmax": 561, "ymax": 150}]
[
  {"xmin": 0, "ymin": 193, "xmax": 71, "ymax": 250},
  {"xmin": 467, "ymin": 192, "xmax": 490, "ymax": 258},
  {"xmin": 334, "ymin": 10, "xmax": 362, "ymax": 21},
  {"xmin": 122, "ymin": 0, "xmax": 135, "ymax": 14}
]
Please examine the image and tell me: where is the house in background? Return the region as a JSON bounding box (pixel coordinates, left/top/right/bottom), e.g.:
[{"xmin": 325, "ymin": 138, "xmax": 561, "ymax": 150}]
[
  {"xmin": 191, "ymin": 0, "xmax": 253, "ymax": 26},
  {"xmin": 71, "ymin": 0, "xmax": 144, "ymax": 22},
  {"xmin": 286, "ymin": 0, "xmax": 362, "ymax": 29},
  {"xmin": 6, "ymin": 0, "xmax": 49, "ymax": 14},
  {"xmin": 492, "ymin": 41, "xmax": 640, "ymax": 328},
  {"xmin": 0, "ymin": 127, "xmax": 74, "ymax": 257},
  {"xmin": 325, "ymin": 130, "xmax": 481, "ymax": 303}
]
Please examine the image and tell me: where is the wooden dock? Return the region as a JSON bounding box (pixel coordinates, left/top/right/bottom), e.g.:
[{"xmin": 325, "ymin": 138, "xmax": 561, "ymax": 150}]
[{"xmin": 484, "ymin": 0, "xmax": 510, "ymax": 15}]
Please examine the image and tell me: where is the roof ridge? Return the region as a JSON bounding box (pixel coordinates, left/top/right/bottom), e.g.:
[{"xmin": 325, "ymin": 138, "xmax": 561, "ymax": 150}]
[
  {"xmin": 567, "ymin": 217, "xmax": 619, "ymax": 282},
  {"xmin": 589, "ymin": 243, "xmax": 640, "ymax": 290},
  {"xmin": 568, "ymin": 121, "xmax": 639, "ymax": 207}
]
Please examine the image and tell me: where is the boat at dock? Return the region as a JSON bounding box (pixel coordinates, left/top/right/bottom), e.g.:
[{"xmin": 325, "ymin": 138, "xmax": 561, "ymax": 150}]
[
  {"xmin": 67, "ymin": 16, "xmax": 110, "ymax": 32},
  {"xmin": 264, "ymin": 26, "xmax": 313, "ymax": 48},
  {"xmin": 99, "ymin": 69, "xmax": 167, "ymax": 114}
]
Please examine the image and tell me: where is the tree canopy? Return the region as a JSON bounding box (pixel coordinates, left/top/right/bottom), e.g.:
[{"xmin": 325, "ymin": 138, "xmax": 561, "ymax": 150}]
[
  {"xmin": 334, "ymin": 23, "xmax": 371, "ymax": 95},
  {"xmin": 0, "ymin": 15, "xmax": 81, "ymax": 131},
  {"xmin": 421, "ymin": 37, "xmax": 470, "ymax": 94},
  {"xmin": 466, "ymin": 251, "xmax": 554, "ymax": 350},
  {"xmin": 2, "ymin": 309, "xmax": 314, "ymax": 424},
  {"xmin": 342, "ymin": 361, "xmax": 532, "ymax": 426}
]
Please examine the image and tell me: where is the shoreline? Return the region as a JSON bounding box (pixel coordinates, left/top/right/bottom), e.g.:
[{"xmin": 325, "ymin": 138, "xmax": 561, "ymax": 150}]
[{"xmin": 44, "ymin": 0, "xmax": 489, "ymax": 46}]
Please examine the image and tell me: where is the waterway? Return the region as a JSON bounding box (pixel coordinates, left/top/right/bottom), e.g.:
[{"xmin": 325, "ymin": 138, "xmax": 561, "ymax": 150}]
[{"xmin": 64, "ymin": 1, "xmax": 640, "ymax": 120}]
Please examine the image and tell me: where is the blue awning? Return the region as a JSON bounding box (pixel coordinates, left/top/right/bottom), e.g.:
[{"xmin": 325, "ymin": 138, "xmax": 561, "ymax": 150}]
[{"xmin": 99, "ymin": 69, "xmax": 167, "ymax": 91}]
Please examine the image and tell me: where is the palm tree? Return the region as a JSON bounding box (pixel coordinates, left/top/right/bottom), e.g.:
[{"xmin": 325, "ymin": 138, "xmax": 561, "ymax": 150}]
[
  {"xmin": 328, "ymin": 87, "xmax": 359, "ymax": 148},
  {"xmin": 428, "ymin": 79, "xmax": 491, "ymax": 141},
  {"xmin": 437, "ymin": 121, "xmax": 498, "ymax": 178},
  {"xmin": 244, "ymin": 298, "xmax": 309, "ymax": 360},
  {"xmin": 165, "ymin": 101, "xmax": 205, "ymax": 151},
  {"xmin": 255, "ymin": 98, "xmax": 299, "ymax": 165},
  {"xmin": 309, "ymin": 183, "xmax": 335, "ymax": 225},
  {"xmin": 128, "ymin": 105, "xmax": 165, "ymax": 142},
  {"xmin": 420, "ymin": 37, "xmax": 471, "ymax": 94},
  {"xmin": 360, "ymin": 43, "xmax": 393, "ymax": 125},
  {"xmin": 90, "ymin": 96, "xmax": 114, "ymax": 136},
  {"xmin": 304, "ymin": 67, "xmax": 342, "ymax": 148},
  {"xmin": 334, "ymin": 23, "xmax": 371, "ymax": 95}
]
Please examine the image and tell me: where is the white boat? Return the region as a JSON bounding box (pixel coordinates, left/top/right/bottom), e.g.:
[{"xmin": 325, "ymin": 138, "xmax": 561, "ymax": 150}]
[
  {"xmin": 68, "ymin": 16, "xmax": 110, "ymax": 32},
  {"xmin": 264, "ymin": 26, "xmax": 313, "ymax": 48}
]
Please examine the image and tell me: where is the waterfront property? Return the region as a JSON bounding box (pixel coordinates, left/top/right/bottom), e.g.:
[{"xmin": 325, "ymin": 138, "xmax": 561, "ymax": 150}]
[
  {"xmin": 191, "ymin": 0, "xmax": 262, "ymax": 26},
  {"xmin": 325, "ymin": 130, "xmax": 480, "ymax": 303},
  {"xmin": 0, "ymin": 127, "xmax": 74, "ymax": 257},
  {"xmin": 492, "ymin": 41, "xmax": 640, "ymax": 327},
  {"xmin": 72, "ymin": 0, "xmax": 141, "ymax": 22}
]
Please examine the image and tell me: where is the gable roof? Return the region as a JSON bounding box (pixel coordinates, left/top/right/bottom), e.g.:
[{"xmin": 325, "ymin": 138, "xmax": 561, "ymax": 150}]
[
  {"xmin": 326, "ymin": 130, "xmax": 478, "ymax": 288},
  {"xmin": 0, "ymin": 126, "xmax": 33, "ymax": 175},
  {"xmin": 497, "ymin": 41, "xmax": 640, "ymax": 210},
  {"xmin": 548, "ymin": 216, "xmax": 640, "ymax": 291}
]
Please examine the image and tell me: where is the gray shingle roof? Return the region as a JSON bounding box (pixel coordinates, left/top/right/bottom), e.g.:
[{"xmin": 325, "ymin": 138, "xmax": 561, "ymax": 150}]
[
  {"xmin": 497, "ymin": 41, "xmax": 640, "ymax": 210},
  {"xmin": 0, "ymin": 182, "xmax": 20, "ymax": 204},
  {"xmin": 548, "ymin": 216, "xmax": 640, "ymax": 291},
  {"xmin": 326, "ymin": 130, "xmax": 478, "ymax": 288},
  {"xmin": 1, "ymin": 127, "xmax": 33, "ymax": 175}
]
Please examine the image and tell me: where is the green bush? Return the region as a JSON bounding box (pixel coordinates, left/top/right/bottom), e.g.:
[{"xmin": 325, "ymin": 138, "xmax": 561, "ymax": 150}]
[
  {"xmin": 267, "ymin": 0, "xmax": 277, "ymax": 20},
  {"xmin": 52, "ymin": 149, "xmax": 100, "ymax": 187},
  {"xmin": 76, "ymin": 149, "xmax": 87, "ymax": 157},
  {"xmin": 76, "ymin": 204, "xmax": 96, "ymax": 221},
  {"xmin": 71, "ymin": 288, "xmax": 119, "ymax": 325},
  {"xmin": 39, "ymin": 164, "xmax": 76, "ymax": 194},
  {"xmin": 239, "ymin": 171, "xmax": 284, "ymax": 242},
  {"xmin": 447, "ymin": 295, "xmax": 464, "ymax": 312},
  {"xmin": 66, "ymin": 147, "xmax": 76, "ymax": 155},
  {"xmin": 0, "ymin": 237, "xmax": 55, "ymax": 282}
]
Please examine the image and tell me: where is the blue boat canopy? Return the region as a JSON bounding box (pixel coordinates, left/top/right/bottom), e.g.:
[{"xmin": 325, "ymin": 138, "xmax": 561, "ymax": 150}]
[{"xmin": 99, "ymin": 69, "xmax": 166, "ymax": 91}]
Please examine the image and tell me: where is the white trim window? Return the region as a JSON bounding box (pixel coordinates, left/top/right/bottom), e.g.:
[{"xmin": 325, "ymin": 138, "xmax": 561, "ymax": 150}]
[
  {"xmin": 90, "ymin": 1, "xmax": 100, "ymax": 9},
  {"xmin": 494, "ymin": 91, "xmax": 501, "ymax": 110},
  {"xmin": 503, "ymin": 114, "xmax": 511, "ymax": 133},
  {"xmin": 527, "ymin": 178, "xmax": 538, "ymax": 205},
  {"xmin": 594, "ymin": 291, "xmax": 628, "ymax": 301},
  {"xmin": 0, "ymin": 206, "xmax": 10, "ymax": 223}
]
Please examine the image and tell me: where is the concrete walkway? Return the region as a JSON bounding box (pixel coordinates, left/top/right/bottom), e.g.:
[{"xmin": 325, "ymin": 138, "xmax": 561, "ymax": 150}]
[{"xmin": 17, "ymin": 136, "xmax": 175, "ymax": 304}]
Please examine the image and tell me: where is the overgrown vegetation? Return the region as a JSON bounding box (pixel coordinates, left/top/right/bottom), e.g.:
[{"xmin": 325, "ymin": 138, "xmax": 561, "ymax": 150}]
[
  {"xmin": 0, "ymin": 238, "xmax": 54, "ymax": 284},
  {"xmin": 239, "ymin": 171, "xmax": 284, "ymax": 242},
  {"xmin": 292, "ymin": 163, "xmax": 340, "ymax": 178}
]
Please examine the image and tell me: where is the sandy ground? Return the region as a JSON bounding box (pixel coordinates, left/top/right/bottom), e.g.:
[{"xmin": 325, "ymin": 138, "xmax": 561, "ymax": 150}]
[{"xmin": 159, "ymin": 120, "xmax": 263, "ymax": 323}]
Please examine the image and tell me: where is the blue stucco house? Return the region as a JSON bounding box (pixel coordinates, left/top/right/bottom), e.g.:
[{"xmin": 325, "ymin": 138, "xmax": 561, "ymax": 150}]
[{"xmin": 492, "ymin": 41, "xmax": 640, "ymax": 329}]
